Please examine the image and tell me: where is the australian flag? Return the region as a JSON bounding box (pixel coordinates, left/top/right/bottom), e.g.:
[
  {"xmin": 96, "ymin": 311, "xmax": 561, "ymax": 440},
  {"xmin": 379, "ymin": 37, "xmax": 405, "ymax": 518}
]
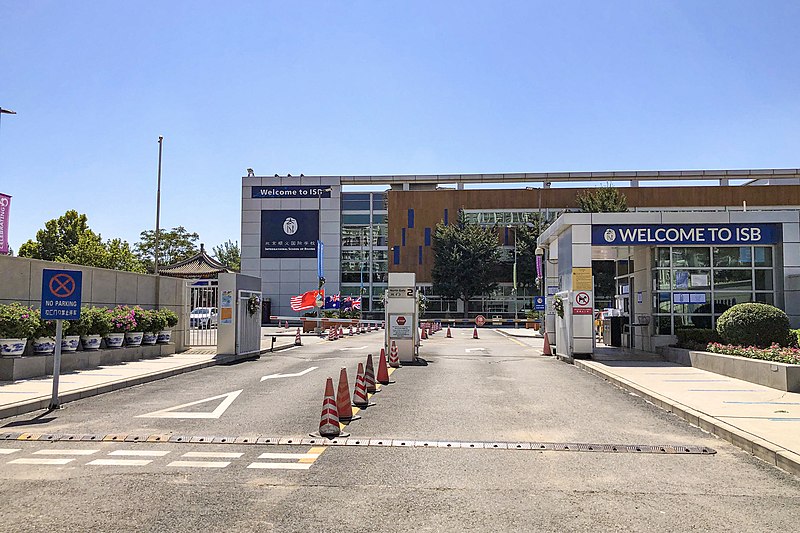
[{"xmin": 323, "ymin": 294, "xmax": 340, "ymax": 309}]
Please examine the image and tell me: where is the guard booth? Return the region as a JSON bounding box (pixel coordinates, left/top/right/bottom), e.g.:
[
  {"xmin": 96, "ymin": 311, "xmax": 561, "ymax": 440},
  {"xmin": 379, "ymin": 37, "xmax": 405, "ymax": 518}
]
[
  {"xmin": 217, "ymin": 273, "xmax": 262, "ymax": 356},
  {"xmin": 384, "ymin": 272, "xmax": 419, "ymax": 363}
]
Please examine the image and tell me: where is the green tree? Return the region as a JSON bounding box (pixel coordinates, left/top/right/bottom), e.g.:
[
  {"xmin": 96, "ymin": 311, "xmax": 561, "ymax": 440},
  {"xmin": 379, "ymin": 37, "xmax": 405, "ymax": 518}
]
[
  {"xmin": 576, "ymin": 185, "xmax": 628, "ymax": 212},
  {"xmin": 135, "ymin": 226, "xmax": 199, "ymax": 272},
  {"xmin": 513, "ymin": 220, "xmax": 544, "ymax": 293},
  {"xmin": 431, "ymin": 212, "xmax": 502, "ymax": 318},
  {"xmin": 213, "ymin": 240, "xmax": 240, "ymax": 272}
]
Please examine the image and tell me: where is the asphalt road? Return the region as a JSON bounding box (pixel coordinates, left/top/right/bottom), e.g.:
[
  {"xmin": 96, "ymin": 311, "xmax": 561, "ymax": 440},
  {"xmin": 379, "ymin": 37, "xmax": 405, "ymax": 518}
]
[{"xmin": 0, "ymin": 328, "xmax": 798, "ymax": 532}]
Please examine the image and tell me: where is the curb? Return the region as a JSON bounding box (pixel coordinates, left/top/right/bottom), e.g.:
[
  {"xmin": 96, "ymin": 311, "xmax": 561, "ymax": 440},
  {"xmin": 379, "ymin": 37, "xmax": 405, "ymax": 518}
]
[
  {"xmin": 0, "ymin": 342, "xmax": 297, "ymax": 420},
  {"xmin": 574, "ymin": 360, "xmax": 800, "ymax": 478}
]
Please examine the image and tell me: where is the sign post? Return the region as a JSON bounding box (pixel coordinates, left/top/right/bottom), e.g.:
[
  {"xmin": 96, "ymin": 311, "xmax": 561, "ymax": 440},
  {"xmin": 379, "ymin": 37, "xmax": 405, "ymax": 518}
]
[{"xmin": 41, "ymin": 269, "xmax": 82, "ymax": 410}]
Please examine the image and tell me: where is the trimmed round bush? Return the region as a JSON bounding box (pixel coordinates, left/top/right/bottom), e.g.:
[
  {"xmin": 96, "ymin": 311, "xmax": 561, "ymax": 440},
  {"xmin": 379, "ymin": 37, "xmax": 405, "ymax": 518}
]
[{"xmin": 716, "ymin": 303, "xmax": 791, "ymax": 348}]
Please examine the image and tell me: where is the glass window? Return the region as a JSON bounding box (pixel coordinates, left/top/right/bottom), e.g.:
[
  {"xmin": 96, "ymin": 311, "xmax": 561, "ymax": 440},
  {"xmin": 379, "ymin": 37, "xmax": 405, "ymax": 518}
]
[
  {"xmin": 618, "ymin": 260, "xmax": 630, "ymax": 276},
  {"xmin": 754, "ymin": 270, "xmax": 773, "ymax": 291},
  {"xmin": 713, "ymin": 293, "xmax": 753, "ymax": 314},
  {"xmin": 754, "ymin": 247, "xmax": 773, "ymax": 267},
  {"xmin": 672, "ymin": 270, "xmax": 710, "ymax": 289},
  {"xmin": 371, "ymin": 224, "xmax": 388, "ymax": 246},
  {"xmin": 653, "ymin": 293, "xmax": 671, "ymax": 313},
  {"xmin": 341, "ymin": 226, "xmax": 368, "ymax": 246},
  {"xmin": 372, "ymin": 213, "xmax": 387, "ymax": 224},
  {"xmin": 672, "ymin": 247, "xmax": 710, "ymax": 268},
  {"xmin": 342, "ymin": 214, "xmax": 371, "ymax": 225},
  {"xmin": 653, "ymin": 248, "xmax": 670, "ymax": 268},
  {"xmin": 372, "ymin": 194, "xmax": 387, "ymax": 211},
  {"xmin": 654, "ymin": 315, "xmax": 671, "ymax": 335},
  {"xmin": 755, "ymin": 293, "xmax": 775, "ymax": 305},
  {"xmin": 714, "ymin": 269, "xmax": 752, "ymax": 291},
  {"xmin": 714, "ymin": 247, "xmax": 752, "ymax": 267},
  {"xmin": 653, "ymin": 270, "xmax": 670, "ymax": 291}
]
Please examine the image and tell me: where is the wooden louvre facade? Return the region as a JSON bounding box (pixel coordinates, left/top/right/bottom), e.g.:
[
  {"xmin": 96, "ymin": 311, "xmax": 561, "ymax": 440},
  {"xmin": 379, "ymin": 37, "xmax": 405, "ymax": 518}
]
[{"xmin": 388, "ymin": 184, "xmax": 800, "ymax": 283}]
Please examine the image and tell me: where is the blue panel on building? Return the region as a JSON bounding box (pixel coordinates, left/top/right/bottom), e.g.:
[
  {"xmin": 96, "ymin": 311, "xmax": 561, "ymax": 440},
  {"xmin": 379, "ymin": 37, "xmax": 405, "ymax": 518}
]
[
  {"xmin": 393, "ymin": 246, "xmax": 400, "ymax": 265},
  {"xmin": 418, "ymin": 246, "xmax": 423, "ymax": 264},
  {"xmin": 424, "ymin": 227, "xmax": 431, "ymax": 246},
  {"xmin": 444, "ymin": 209, "xmax": 449, "ymax": 226},
  {"xmin": 402, "ymin": 228, "xmax": 406, "ymax": 246},
  {"xmin": 408, "ymin": 209, "xmax": 415, "ymax": 228}
]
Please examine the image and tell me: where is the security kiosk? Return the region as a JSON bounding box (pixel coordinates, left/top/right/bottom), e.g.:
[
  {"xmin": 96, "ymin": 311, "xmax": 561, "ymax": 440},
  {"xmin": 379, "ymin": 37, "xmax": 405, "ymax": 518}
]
[{"xmin": 385, "ymin": 272, "xmax": 419, "ymax": 363}]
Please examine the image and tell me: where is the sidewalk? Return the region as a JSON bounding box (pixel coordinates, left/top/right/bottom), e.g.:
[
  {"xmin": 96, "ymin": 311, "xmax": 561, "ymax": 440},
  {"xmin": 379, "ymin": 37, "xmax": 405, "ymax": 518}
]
[{"xmin": 0, "ymin": 334, "xmax": 306, "ymax": 420}]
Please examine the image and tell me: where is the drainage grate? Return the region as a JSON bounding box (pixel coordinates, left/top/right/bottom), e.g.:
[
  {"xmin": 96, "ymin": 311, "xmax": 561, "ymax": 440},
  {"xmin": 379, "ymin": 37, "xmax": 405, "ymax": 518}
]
[{"xmin": 0, "ymin": 432, "xmax": 716, "ymax": 454}]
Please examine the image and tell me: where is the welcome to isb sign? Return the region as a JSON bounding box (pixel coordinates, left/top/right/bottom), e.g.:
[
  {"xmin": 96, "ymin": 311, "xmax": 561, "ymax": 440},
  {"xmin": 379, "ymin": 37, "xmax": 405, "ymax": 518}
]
[{"xmin": 591, "ymin": 223, "xmax": 781, "ymax": 246}]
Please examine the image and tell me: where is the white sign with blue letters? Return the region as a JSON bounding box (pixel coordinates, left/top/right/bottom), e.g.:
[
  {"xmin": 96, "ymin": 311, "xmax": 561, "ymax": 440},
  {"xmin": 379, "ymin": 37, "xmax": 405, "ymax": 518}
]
[{"xmin": 592, "ymin": 224, "xmax": 780, "ymax": 246}]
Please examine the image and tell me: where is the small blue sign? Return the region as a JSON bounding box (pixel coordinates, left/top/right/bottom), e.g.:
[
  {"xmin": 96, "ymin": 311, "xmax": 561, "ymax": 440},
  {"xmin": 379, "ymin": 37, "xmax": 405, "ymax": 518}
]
[
  {"xmin": 252, "ymin": 186, "xmax": 331, "ymax": 199},
  {"xmin": 533, "ymin": 296, "xmax": 546, "ymax": 311},
  {"xmin": 547, "ymin": 286, "xmax": 558, "ymax": 296},
  {"xmin": 41, "ymin": 269, "xmax": 82, "ymax": 320},
  {"xmin": 592, "ymin": 223, "xmax": 781, "ymax": 246}
]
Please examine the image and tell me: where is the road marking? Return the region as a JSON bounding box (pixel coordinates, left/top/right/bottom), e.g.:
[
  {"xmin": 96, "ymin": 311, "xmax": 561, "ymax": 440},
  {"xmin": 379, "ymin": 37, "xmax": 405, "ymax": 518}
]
[
  {"xmin": 33, "ymin": 449, "xmax": 99, "ymax": 455},
  {"xmin": 257, "ymin": 452, "xmax": 321, "ymax": 460},
  {"xmin": 260, "ymin": 367, "xmax": 318, "ymax": 382},
  {"xmin": 465, "ymin": 348, "xmax": 487, "ymax": 352},
  {"xmin": 137, "ymin": 390, "xmax": 243, "ymax": 419},
  {"xmin": 247, "ymin": 462, "xmax": 312, "ymax": 470},
  {"xmin": 87, "ymin": 459, "xmax": 153, "ymax": 466},
  {"xmin": 108, "ymin": 450, "xmax": 170, "ymax": 457},
  {"xmin": 8, "ymin": 458, "xmax": 74, "ymax": 465},
  {"xmin": 168, "ymin": 460, "xmax": 230, "ymax": 468},
  {"xmin": 337, "ymin": 346, "xmax": 368, "ymax": 351},
  {"xmin": 0, "ymin": 449, "xmax": 20, "ymax": 454},
  {"xmin": 182, "ymin": 451, "xmax": 243, "ymax": 459},
  {"xmin": 299, "ymin": 446, "xmax": 327, "ymax": 463}
]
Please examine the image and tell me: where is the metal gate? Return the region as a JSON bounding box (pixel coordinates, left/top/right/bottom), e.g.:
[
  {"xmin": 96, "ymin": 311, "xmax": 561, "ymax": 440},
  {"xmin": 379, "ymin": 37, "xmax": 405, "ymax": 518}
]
[{"xmin": 185, "ymin": 279, "xmax": 219, "ymax": 346}]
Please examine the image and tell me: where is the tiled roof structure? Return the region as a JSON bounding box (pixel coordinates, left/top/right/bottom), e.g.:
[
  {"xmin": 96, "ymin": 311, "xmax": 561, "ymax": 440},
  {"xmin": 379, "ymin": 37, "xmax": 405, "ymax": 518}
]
[{"xmin": 158, "ymin": 244, "xmax": 233, "ymax": 279}]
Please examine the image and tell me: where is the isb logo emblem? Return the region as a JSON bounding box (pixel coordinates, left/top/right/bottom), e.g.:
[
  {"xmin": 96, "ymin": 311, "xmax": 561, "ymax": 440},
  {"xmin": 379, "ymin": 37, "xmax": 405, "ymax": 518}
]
[
  {"xmin": 603, "ymin": 228, "xmax": 616, "ymax": 243},
  {"xmin": 283, "ymin": 217, "xmax": 298, "ymax": 235}
]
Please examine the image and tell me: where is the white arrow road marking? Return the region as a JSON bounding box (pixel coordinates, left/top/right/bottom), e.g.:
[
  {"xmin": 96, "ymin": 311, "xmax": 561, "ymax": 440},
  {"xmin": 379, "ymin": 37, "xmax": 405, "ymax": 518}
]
[
  {"xmin": 337, "ymin": 346, "xmax": 368, "ymax": 351},
  {"xmin": 465, "ymin": 348, "xmax": 488, "ymax": 353},
  {"xmin": 260, "ymin": 367, "xmax": 318, "ymax": 382},
  {"xmin": 136, "ymin": 390, "xmax": 243, "ymax": 419}
]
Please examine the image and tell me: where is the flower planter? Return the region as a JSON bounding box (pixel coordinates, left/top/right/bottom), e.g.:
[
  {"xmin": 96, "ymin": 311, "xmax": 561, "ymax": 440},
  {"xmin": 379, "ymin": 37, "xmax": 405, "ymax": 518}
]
[
  {"xmin": 104, "ymin": 333, "xmax": 125, "ymax": 349},
  {"xmin": 61, "ymin": 335, "xmax": 81, "ymax": 352},
  {"xmin": 125, "ymin": 332, "xmax": 144, "ymax": 347},
  {"xmin": 0, "ymin": 339, "xmax": 27, "ymax": 357},
  {"xmin": 156, "ymin": 330, "xmax": 172, "ymax": 344},
  {"xmin": 81, "ymin": 335, "xmax": 102, "ymax": 351},
  {"xmin": 32, "ymin": 336, "xmax": 56, "ymax": 355},
  {"xmin": 142, "ymin": 332, "xmax": 158, "ymax": 345}
]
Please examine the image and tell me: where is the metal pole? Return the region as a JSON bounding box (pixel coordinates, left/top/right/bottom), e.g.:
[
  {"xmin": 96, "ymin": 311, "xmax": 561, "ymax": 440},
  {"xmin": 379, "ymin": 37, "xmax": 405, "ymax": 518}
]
[
  {"xmin": 49, "ymin": 319, "xmax": 63, "ymax": 410},
  {"xmin": 513, "ymin": 227, "xmax": 518, "ymax": 328},
  {"xmin": 154, "ymin": 135, "xmax": 163, "ymax": 274}
]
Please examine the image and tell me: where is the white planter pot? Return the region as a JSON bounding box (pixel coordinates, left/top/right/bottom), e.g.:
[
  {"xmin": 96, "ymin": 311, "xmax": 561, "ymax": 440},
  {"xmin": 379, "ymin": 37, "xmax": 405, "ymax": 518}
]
[
  {"xmin": 142, "ymin": 332, "xmax": 158, "ymax": 345},
  {"xmin": 61, "ymin": 335, "xmax": 80, "ymax": 352},
  {"xmin": 0, "ymin": 338, "xmax": 27, "ymax": 357},
  {"xmin": 32, "ymin": 336, "xmax": 56, "ymax": 355},
  {"xmin": 81, "ymin": 335, "xmax": 102, "ymax": 351},
  {"xmin": 157, "ymin": 330, "xmax": 172, "ymax": 344},
  {"xmin": 125, "ymin": 331, "xmax": 144, "ymax": 347},
  {"xmin": 104, "ymin": 333, "xmax": 125, "ymax": 349}
]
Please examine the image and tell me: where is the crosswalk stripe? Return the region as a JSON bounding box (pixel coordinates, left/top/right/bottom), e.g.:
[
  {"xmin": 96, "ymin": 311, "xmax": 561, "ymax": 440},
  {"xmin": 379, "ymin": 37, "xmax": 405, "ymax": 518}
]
[
  {"xmin": 87, "ymin": 459, "xmax": 152, "ymax": 466},
  {"xmin": 0, "ymin": 449, "xmax": 20, "ymax": 455},
  {"xmin": 257, "ymin": 452, "xmax": 321, "ymax": 460},
  {"xmin": 8, "ymin": 458, "xmax": 74, "ymax": 465},
  {"xmin": 108, "ymin": 450, "xmax": 170, "ymax": 457},
  {"xmin": 247, "ymin": 462, "xmax": 312, "ymax": 470},
  {"xmin": 167, "ymin": 461, "xmax": 230, "ymax": 468},
  {"xmin": 181, "ymin": 451, "xmax": 243, "ymax": 459},
  {"xmin": 32, "ymin": 449, "xmax": 99, "ymax": 455}
]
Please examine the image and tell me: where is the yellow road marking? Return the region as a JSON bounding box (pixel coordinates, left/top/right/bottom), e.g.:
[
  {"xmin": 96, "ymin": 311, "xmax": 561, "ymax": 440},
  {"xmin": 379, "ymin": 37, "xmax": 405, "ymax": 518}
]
[
  {"xmin": 495, "ymin": 329, "xmax": 527, "ymax": 347},
  {"xmin": 299, "ymin": 446, "xmax": 327, "ymax": 464}
]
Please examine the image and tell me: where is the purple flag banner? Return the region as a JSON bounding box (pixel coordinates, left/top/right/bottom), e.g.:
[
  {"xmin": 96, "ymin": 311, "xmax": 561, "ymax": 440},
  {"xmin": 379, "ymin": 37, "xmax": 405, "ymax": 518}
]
[{"xmin": 0, "ymin": 193, "xmax": 10, "ymax": 254}]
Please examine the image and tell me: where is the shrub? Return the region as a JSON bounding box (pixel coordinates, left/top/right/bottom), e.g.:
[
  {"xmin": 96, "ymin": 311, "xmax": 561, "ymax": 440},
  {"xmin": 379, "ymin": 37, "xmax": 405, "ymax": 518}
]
[
  {"xmin": 85, "ymin": 306, "xmax": 112, "ymax": 336},
  {"xmin": 716, "ymin": 303, "xmax": 791, "ymax": 348},
  {"xmin": 34, "ymin": 319, "xmax": 57, "ymax": 339},
  {"xmin": 707, "ymin": 342, "xmax": 800, "ymax": 365},
  {"xmin": 131, "ymin": 307, "xmax": 152, "ymax": 333},
  {"xmin": 0, "ymin": 303, "xmax": 40, "ymax": 339},
  {"xmin": 675, "ymin": 327, "xmax": 721, "ymax": 350},
  {"xmin": 108, "ymin": 306, "xmax": 137, "ymax": 333},
  {"xmin": 159, "ymin": 309, "xmax": 179, "ymax": 328}
]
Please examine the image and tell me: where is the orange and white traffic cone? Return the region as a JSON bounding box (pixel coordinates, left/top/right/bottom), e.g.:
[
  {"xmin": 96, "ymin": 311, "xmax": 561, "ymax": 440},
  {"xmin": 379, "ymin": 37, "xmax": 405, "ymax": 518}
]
[
  {"xmin": 473, "ymin": 327, "xmax": 479, "ymax": 339},
  {"xmin": 446, "ymin": 326, "xmax": 452, "ymax": 338},
  {"xmin": 311, "ymin": 377, "xmax": 349, "ymax": 439},
  {"xmin": 377, "ymin": 347, "xmax": 394, "ymax": 385},
  {"xmin": 338, "ymin": 326, "xmax": 344, "ymax": 339},
  {"xmin": 352, "ymin": 362, "xmax": 374, "ymax": 408},
  {"xmin": 327, "ymin": 328, "xmax": 333, "ymax": 341},
  {"xmin": 421, "ymin": 328, "xmax": 428, "ymax": 340},
  {"xmin": 295, "ymin": 328, "xmax": 302, "ymax": 346},
  {"xmin": 389, "ymin": 341, "xmax": 400, "ymax": 368},
  {"xmin": 336, "ymin": 367, "xmax": 360, "ymax": 422},
  {"xmin": 542, "ymin": 332, "xmax": 552, "ymax": 356},
  {"xmin": 365, "ymin": 354, "xmax": 379, "ymax": 393}
]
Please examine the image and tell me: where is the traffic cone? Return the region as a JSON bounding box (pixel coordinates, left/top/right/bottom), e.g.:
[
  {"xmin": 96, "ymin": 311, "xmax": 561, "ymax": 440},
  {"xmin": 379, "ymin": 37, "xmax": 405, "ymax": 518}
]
[
  {"xmin": 352, "ymin": 362, "xmax": 374, "ymax": 408},
  {"xmin": 311, "ymin": 377, "xmax": 349, "ymax": 439},
  {"xmin": 377, "ymin": 348, "xmax": 394, "ymax": 385},
  {"xmin": 327, "ymin": 328, "xmax": 334, "ymax": 341},
  {"xmin": 389, "ymin": 341, "xmax": 400, "ymax": 368},
  {"xmin": 446, "ymin": 326, "xmax": 452, "ymax": 338},
  {"xmin": 295, "ymin": 328, "xmax": 302, "ymax": 346},
  {"xmin": 365, "ymin": 354, "xmax": 379, "ymax": 393},
  {"xmin": 421, "ymin": 328, "xmax": 428, "ymax": 340},
  {"xmin": 285, "ymin": 320, "xmax": 289, "ymax": 329},
  {"xmin": 336, "ymin": 368, "xmax": 360, "ymax": 422},
  {"xmin": 473, "ymin": 327, "xmax": 479, "ymax": 339},
  {"xmin": 542, "ymin": 332, "xmax": 552, "ymax": 356},
  {"xmin": 349, "ymin": 325, "xmax": 353, "ymax": 336},
  {"xmin": 338, "ymin": 326, "xmax": 343, "ymax": 339},
  {"xmin": 382, "ymin": 321, "xmax": 385, "ymax": 329}
]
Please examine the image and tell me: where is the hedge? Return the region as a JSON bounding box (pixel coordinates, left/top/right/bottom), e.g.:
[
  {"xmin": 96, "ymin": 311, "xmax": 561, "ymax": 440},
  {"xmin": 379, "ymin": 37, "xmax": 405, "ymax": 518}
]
[
  {"xmin": 716, "ymin": 303, "xmax": 791, "ymax": 348},
  {"xmin": 675, "ymin": 327, "xmax": 721, "ymax": 350}
]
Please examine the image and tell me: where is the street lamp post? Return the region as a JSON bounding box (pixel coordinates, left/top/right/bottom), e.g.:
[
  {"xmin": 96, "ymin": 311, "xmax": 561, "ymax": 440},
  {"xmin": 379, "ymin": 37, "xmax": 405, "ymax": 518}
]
[{"xmin": 154, "ymin": 136, "xmax": 163, "ymax": 274}]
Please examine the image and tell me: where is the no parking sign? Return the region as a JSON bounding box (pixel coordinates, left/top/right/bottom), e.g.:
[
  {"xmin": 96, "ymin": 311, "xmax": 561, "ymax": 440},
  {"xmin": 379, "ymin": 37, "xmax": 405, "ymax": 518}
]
[{"xmin": 41, "ymin": 269, "xmax": 82, "ymax": 320}]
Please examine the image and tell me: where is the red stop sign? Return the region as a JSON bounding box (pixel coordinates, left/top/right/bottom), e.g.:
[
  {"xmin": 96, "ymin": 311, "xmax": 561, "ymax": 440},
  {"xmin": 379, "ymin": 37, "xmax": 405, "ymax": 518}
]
[{"xmin": 396, "ymin": 316, "xmax": 406, "ymax": 325}]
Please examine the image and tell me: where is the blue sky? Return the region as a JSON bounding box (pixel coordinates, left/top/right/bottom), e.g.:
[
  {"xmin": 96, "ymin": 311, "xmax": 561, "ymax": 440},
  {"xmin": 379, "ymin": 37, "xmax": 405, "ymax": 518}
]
[{"xmin": 1, "ymin": 1, "xmax": 799, "ymax": 254}]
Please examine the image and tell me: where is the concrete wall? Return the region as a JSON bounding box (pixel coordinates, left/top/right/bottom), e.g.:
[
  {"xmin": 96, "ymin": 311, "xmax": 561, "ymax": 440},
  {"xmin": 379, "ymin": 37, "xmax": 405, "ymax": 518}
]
[{"xmin": 0, "ymin": 255, "xmax": 187, "ymax": 351}]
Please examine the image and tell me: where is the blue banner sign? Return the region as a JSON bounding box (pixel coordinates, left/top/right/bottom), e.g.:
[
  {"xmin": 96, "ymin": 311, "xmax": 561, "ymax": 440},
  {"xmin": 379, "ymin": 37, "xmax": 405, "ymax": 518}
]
[
  {"xmin": 261, "ymin": 210, "xmax": 319, "ymax": 258},
  {"xmin": 41, "ymin": 269, "xmax": 82, "ymax": 320},
  {"xmin": 592, "ymin": 223, "xmax": 781, "ymax": 246},
  {"xmin": 252, "ymin": 186, "xmax": 331, "ymax": 199},
  {"xmin": 533, "ymin": 296, "xmax": 546, "ymax": 311}
]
